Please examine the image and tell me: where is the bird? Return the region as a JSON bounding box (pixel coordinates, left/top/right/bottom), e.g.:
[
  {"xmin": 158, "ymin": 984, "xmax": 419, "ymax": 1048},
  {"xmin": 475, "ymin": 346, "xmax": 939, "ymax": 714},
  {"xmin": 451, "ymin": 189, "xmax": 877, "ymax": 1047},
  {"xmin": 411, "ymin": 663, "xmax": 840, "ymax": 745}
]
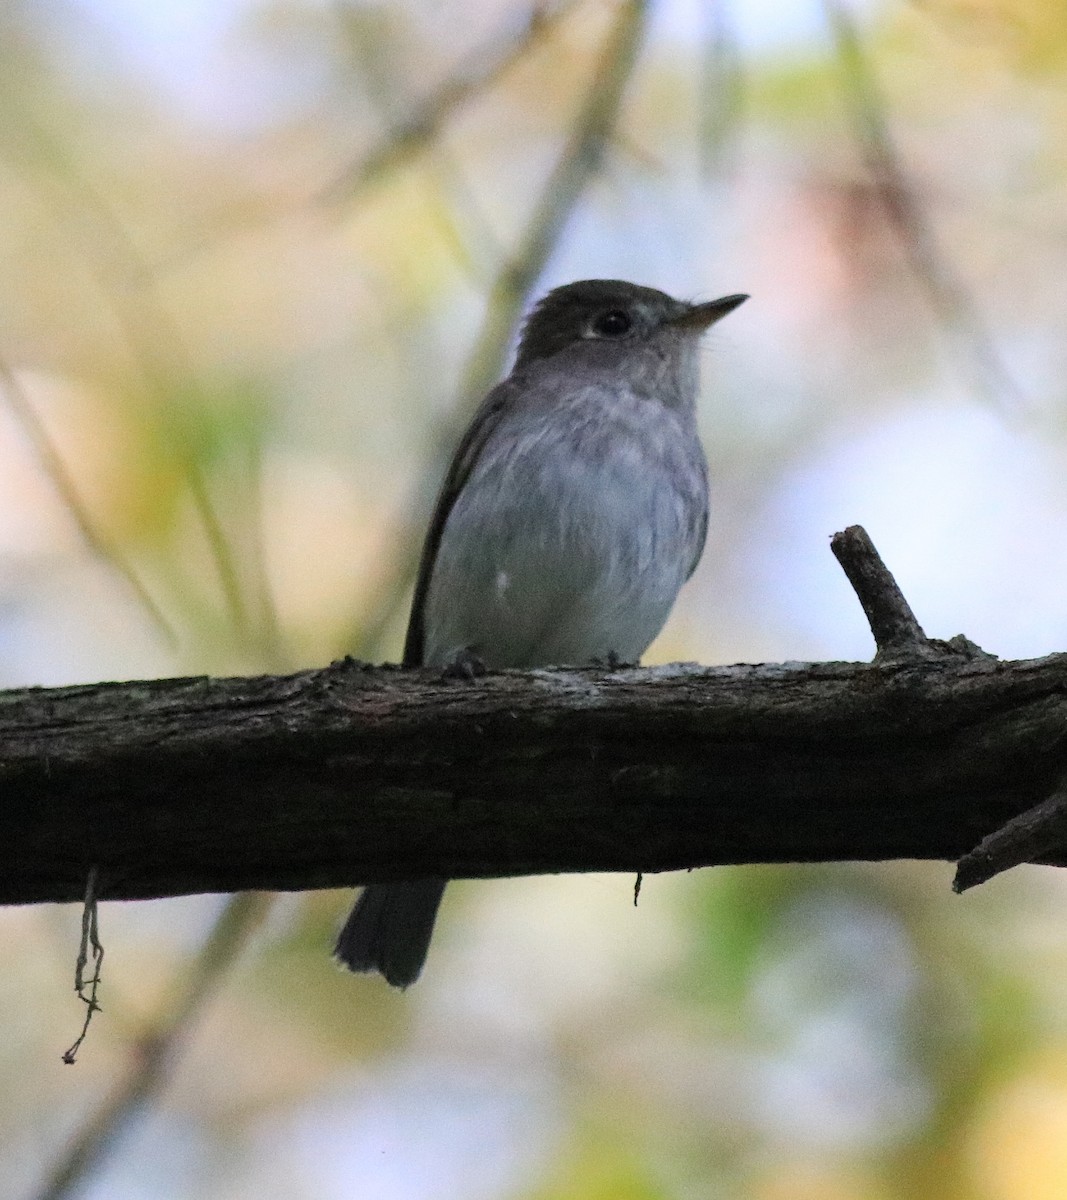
[{"xmin": 334, "ymin": 278, "xmax": 748, "ymax": 987}]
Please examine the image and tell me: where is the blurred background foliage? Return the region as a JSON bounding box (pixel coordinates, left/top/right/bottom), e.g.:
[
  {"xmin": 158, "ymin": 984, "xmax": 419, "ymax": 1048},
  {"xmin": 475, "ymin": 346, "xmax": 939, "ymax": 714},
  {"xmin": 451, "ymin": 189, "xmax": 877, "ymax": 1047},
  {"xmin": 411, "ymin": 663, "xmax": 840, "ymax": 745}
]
[{"xmin": 4, "ymin": 0, "xmax": 1067, "ymax": 1197}]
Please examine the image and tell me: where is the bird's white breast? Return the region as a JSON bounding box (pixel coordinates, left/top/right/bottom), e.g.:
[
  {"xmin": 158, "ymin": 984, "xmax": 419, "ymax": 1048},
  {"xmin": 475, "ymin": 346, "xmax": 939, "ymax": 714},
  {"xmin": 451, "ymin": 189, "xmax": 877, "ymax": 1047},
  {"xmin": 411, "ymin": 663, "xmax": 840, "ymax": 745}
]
[{"xmin": 422, "ymin": 380, "xmax": 708, "ymax": 669}]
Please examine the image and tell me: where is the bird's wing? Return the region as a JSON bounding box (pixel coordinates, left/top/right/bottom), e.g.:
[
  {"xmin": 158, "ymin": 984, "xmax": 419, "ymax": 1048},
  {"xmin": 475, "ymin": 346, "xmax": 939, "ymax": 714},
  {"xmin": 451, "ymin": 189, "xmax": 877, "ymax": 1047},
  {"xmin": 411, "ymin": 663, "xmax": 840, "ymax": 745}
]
[{"xmin": 402, "ymin": 376, "xmax": 519, "ymax": 668}]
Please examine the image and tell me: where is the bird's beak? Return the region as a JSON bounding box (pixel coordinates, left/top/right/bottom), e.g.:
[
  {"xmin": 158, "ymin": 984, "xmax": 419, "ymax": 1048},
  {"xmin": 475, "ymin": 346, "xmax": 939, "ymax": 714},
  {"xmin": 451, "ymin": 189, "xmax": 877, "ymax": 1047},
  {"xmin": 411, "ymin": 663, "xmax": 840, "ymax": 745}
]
[{"xmin": 670, "ymin": 293, "xmax": 749, "ymax": 330}]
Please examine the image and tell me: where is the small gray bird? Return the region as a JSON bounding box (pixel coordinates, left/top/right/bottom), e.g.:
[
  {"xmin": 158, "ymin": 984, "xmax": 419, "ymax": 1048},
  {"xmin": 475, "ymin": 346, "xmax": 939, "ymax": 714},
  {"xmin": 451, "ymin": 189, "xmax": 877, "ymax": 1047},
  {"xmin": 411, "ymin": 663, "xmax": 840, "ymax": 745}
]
[{"xmin": 334, "ymin": 278, "xmax": 747, "ymax": 987}]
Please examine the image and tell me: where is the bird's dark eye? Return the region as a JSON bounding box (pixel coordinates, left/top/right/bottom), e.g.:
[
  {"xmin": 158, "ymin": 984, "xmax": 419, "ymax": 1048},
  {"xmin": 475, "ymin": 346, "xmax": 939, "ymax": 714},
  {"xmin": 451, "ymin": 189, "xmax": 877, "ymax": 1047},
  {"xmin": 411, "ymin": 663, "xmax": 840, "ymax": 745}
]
[{"xmin": 591, "ymin": 309, "xmax": 632, "ymax": 337}]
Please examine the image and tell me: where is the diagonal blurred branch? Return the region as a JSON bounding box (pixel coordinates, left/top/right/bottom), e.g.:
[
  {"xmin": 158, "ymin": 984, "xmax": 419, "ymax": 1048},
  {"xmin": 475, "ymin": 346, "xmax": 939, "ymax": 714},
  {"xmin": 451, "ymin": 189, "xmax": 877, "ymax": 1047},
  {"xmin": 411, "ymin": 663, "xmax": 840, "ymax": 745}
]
[
  {"xmin": 149, "ymin": 0, "xmax": 580, "ymax": 290},
  {"xmin": 349, "ymin": 0, "xmax": 650, "ymax": 659},
  {"xmin": 32, "ymin": 892, "xmax": 272, "ymax": 1200},
  {"xmin": 335, "ymin": 0, "xmax": 504, "ymax": 285},
  {"xmin": 4, "ymin": 112, "xmax": 274, "ymax": 657},
  {"xmin": 824, "ymin": 0, "xmax": 1026, "ymax": 417},
  {"xmin": 0, "ymin": 356, "xmax": 177, "ymax": 648},
  {"xmin": 62, "ymin": 186, "xmax": 257, "ymax": 651},
  {"xmin": 318, "ymin": 0, "xmax": 584, "ymax": 206},
  {"xmin": 462, "ymin": 0, "xmax": 649, "ymax": 401}
]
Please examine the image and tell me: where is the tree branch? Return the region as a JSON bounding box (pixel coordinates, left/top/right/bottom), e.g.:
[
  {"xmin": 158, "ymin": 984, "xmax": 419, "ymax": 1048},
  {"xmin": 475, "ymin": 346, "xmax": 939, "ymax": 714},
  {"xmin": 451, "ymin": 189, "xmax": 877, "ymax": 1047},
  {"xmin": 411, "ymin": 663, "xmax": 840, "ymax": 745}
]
[
  {"xmin": 2, "ymin": 650, "xmax": 1067, "ymax": 905},
  {"xmin": 953, "ymin": 776, "xmax": 1067, "ymax": 893},
  {"xmin": 830, "ymin": 525, "xmax": 935, "ymax": 661},
  {"xmin": 3, "ymin": 525, "xmax": 1066, "ymax": 905}
]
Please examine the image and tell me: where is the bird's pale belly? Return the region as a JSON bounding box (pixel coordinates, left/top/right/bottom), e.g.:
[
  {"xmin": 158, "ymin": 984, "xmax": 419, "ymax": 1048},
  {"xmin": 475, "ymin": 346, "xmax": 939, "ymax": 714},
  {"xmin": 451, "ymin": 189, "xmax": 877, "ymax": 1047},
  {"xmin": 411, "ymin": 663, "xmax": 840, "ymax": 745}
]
[{"xmin": 423, "ymin": 474, "xmax": 696, "ymax": 669}]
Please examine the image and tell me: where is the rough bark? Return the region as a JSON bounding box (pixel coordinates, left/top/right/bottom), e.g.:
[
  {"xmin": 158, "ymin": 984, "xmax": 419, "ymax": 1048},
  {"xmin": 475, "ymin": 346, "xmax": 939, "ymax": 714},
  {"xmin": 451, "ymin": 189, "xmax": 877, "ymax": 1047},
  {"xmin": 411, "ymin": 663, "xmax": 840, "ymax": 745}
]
[
  {"xmin": 2, "ymin": 647, "xmax": 1067, "ymax": 906},
  {"xmin": 4, "ymin": 525, "xmax": 1065, "ymax": 907}
]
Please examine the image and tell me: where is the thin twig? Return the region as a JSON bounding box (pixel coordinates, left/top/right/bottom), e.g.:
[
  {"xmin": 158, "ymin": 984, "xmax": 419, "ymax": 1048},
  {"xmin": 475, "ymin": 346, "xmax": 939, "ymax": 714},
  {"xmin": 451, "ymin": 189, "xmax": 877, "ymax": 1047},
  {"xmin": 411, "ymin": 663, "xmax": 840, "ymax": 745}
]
[
  {"xmin": 954, "ymin": 776, "xmax": 1067, "ymax": 893},
  {"xmin": 351, "ymin": 0, "xmax": 650, "ymax": 658},
  {"xmin": 829, "ymin": 524, "xmax": 937, "ymax": 661},
  {"xmin": 824, "ymin": 0, "xmax": 1026, "ymax": 417},
  {"xmin": 35, "ymin": 893, "xmax": 271, "ymax": 1200},
  {"xmin": 61, "ymin": 867, "xmax": 104, "ymax": 1065},
  {"xmin": 0, "ymin": 358, "xmax": 178, "ymax": 648}
]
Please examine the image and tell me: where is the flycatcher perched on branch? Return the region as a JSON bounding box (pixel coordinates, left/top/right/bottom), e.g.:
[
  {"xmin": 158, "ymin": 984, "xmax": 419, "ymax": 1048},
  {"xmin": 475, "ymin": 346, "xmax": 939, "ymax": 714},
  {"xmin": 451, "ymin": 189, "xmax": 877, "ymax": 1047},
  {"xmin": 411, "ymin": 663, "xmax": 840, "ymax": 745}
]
[{"xmin": 334, "ymin": 278, "xmax": 747, "ymax": 987}]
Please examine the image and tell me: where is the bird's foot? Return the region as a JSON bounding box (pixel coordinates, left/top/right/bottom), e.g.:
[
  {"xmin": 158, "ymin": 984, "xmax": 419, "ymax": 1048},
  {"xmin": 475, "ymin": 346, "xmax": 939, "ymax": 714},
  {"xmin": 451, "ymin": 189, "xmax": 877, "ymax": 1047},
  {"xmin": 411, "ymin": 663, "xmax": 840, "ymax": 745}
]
[
  {"xmin": 441, "ymin": 647, "xmax": 487, "ymax": 681},
  {"xmin": 589, "ymin": 650, "xmax": 632, "ymax": 669}
]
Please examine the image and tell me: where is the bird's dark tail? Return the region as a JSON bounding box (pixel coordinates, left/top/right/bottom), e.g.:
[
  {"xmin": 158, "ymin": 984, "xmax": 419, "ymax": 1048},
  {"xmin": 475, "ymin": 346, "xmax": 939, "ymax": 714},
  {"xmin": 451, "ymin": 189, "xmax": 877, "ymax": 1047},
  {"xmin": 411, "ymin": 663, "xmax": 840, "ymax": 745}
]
[{"xmin": 333, "ymin": 880, "xmax": 448, "ymax": 988}]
